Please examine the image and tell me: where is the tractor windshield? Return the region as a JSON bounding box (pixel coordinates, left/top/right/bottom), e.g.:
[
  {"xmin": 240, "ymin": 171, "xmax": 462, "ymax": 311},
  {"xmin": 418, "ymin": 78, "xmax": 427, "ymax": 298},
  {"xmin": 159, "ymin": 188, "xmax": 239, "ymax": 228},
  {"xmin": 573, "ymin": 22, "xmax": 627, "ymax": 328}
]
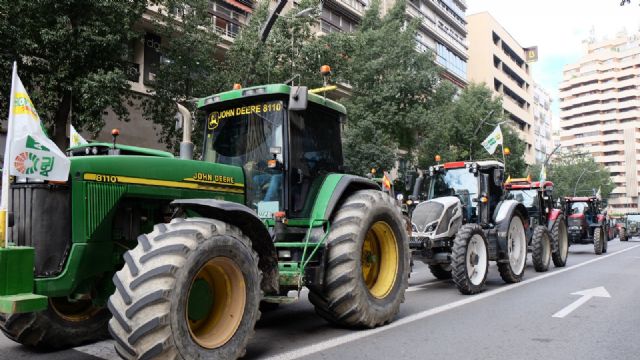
[
  {"xmin": 428, "ymin": 168, "xmax": 478, "ymax": 201},
  {"xmin": 627, "ymin": 214, "xmax": 640, "ymax": 223},
  {"xmin": 506, "ymin": 189, "xmax": 537, "ymax": 208},
  {"xmin": 204, "ymin": 100, "xmax": 285, "ymax": 217},
  {"xmin": 570, "ymin": 202, "xmax": 589, "ymax": 215}
]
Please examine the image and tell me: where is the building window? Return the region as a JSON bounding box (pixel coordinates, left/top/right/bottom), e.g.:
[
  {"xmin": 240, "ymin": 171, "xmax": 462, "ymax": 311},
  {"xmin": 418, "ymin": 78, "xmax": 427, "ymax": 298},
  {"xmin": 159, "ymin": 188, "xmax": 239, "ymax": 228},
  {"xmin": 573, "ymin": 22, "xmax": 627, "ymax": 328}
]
[{"xmin": 435, "ymin": 42, "xmax": 466, "ymax": 80}]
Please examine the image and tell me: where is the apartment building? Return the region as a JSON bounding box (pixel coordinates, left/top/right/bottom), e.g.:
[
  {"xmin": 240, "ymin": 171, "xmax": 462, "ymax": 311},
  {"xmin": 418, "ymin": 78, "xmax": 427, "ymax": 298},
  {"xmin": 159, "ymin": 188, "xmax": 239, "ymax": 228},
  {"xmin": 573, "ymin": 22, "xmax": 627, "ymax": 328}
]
[
  {"xmin": 532, "ymin": 83, "xmax": 553, "ymax": 163},
  {"xmin": 466, "ymin": 12, "xmax": 535, "ymax": 164},
  {"xmin": 559, "ymin": 31, "xmax": 640, "ymax": 211},
  {"xmin": 407, "ymin": 0, "xmax": 468, "ymax": 87}
]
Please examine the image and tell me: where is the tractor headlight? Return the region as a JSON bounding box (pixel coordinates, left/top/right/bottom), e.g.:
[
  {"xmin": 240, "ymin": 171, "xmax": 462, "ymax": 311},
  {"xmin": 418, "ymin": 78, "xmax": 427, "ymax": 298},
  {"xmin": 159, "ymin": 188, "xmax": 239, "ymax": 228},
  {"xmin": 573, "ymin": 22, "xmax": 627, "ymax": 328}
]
[
  {"xmin": 471, "ymin": 162, "xmax": 478, "ymax": 174},
  {"xmin": 429, "ymin": 166, "xmax": 434, "ymax": 177}
]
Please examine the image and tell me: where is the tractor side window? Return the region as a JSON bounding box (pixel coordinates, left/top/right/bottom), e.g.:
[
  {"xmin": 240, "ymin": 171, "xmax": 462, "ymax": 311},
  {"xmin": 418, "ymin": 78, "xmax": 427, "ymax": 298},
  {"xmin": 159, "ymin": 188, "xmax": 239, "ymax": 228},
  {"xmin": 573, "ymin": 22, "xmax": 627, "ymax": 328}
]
[{"xmin": 288, "ymin": 106, "xmax": 343, "ymax": 218}]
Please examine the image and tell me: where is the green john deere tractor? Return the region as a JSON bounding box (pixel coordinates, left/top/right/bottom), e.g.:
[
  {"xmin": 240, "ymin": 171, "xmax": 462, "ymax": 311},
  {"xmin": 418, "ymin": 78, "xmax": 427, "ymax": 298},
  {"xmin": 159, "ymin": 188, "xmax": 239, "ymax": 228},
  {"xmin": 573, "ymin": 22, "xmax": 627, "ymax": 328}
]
[{"xmin": 0, "ymin": 84, "xmax": 410, "ymax": 359}]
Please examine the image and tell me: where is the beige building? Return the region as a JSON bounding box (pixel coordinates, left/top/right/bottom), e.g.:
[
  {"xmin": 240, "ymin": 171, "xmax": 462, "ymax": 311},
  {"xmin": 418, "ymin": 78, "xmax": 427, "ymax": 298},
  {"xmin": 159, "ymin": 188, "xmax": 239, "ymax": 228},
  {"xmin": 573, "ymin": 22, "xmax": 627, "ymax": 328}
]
[
  {"xmin": 559, "ymin": 31, "xmax": 640, "ymax": 211},
  {"xmin": 466, "ymin": 12, "xmax": 535, "ymax": 164}
]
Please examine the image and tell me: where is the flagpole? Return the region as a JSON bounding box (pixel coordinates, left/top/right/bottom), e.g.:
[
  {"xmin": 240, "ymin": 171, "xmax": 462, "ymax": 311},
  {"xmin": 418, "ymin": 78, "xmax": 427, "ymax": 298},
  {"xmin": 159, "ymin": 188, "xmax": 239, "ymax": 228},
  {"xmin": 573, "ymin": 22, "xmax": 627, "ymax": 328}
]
[{"xmin": 1, "ymin": 62, "xmax": 18, "ymax": 248}]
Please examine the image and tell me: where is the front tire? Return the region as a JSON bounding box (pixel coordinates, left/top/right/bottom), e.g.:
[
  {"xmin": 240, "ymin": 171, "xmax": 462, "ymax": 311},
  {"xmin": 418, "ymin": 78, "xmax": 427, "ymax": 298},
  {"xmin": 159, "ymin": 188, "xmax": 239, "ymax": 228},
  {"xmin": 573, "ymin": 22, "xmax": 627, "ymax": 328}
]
[
  {"xmin": 594, "ymin": 227, "xmax": 604, "ymax": 255},
  {"xmin": 551, "ymin": 215, "xmax": 569, "ymax": 267},
  {"xmin": 451, "ymin": 224, "xmax": 489, "ymax": 295},
  {"xmin": 620, "ymin": 228, "xmax": 628, "ymax": 241},
  {"xmin": 531, "ymin": 226, "xmax": 551, "ymax": 272},
  {"xmin": 308, "ymin": 190, "xmax": 409, "ymax": 328},
  {"xmin": 0, "ymin": 298, "xmax": 109, "ymax": 350},
  {"xmin": 498, "ymin": 215, "xmax": 527, "ymax": 283},
  {"xmin": 108, "ymin": 218, "xmax": 261, "ymax": 360},
  {"xmin": 428, "ymin": 264, "xmax": 452, "ymax": 280}
]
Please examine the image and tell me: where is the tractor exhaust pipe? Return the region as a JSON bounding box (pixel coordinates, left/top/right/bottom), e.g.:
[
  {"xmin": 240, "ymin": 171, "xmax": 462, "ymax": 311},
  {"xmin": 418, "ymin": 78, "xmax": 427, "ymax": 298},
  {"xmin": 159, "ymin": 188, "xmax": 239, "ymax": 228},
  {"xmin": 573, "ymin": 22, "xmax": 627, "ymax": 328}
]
[{"xmin": 177, "ymin": 103, "xmax": 194, "ymax": 160}]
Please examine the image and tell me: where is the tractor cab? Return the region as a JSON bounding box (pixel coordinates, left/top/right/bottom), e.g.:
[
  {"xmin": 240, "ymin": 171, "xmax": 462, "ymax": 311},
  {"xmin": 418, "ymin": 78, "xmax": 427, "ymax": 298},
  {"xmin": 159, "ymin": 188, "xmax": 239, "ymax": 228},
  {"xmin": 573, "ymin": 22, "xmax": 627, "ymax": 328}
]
[
  {"xmin": 503, "ymin": 177, "xmax": 555, "ymax": 229},
  {"xmin": 562, "ymin": 196, "xmax": 608, "ymax": 251},
  {"xmin": 199, "ymin": 84, "xmax": 345, "ymax": 219},
  {"xmin": 425, "ymin": 160, "xmax": 505, "ymax": 225}
]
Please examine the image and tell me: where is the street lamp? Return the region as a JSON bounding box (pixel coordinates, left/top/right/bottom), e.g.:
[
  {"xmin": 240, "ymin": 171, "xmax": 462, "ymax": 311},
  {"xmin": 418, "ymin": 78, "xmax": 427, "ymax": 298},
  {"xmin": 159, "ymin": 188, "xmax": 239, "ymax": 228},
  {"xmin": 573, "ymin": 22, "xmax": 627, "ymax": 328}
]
[{"xmin": 573, "ymin": 168, "xmax": 599, "ymax": 196}]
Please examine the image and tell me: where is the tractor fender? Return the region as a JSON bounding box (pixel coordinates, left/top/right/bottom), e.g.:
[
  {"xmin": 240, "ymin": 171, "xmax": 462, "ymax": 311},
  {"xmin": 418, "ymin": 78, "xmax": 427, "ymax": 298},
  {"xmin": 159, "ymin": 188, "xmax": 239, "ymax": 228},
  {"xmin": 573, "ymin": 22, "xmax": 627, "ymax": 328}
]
[
  {"xmin": 493, "ymin": 200, "xmax": 529, "ymax": 253},
  {"xmin": 547, "ymin": 208, "xmax": 562, "ymax": 230},
  {"xmin": 311, "ymin": 174, "xmax": 380, "ymax": 220},
  {"xmin": 170, "ymin": 199, "xmax": 278, "ymax": 293}
]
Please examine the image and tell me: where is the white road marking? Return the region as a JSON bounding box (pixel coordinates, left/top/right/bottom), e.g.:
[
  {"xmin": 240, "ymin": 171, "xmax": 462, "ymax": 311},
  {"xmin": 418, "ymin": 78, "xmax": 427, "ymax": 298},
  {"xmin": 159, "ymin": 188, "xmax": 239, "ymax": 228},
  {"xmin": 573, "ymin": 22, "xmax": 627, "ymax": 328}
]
[
  {"xmin": 552, "ymin": 286, "xmax": 611, "ymax": 318},
  {"xmin": 265, "ymin": 244, "xmax": 640, "ymax": 360},
  {"xmin": 406, "ymin": 279, "xmax": 448, "ymax": 292},
  {"xmin": 74, "ymin": 339, "xmax": 117, "ymax": 359}
]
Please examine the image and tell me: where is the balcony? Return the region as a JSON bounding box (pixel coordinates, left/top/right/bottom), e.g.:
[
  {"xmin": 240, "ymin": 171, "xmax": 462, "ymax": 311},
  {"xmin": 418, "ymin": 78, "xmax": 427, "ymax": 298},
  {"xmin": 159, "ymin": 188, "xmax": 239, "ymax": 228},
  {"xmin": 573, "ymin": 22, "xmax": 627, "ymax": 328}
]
[
  {"xmin": 330, "ymin": 0, "xmax": 366, "ymax": 17},
  {"xmin": 406, "ymin": 3, "xmax": 467, "ymax": 58}
]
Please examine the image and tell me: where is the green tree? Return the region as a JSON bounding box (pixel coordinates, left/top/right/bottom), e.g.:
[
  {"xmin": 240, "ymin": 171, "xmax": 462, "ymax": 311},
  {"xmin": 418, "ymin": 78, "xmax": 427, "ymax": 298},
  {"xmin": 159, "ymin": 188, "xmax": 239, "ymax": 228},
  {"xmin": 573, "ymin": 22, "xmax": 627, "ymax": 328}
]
[
  {"xmin": 416, "ymin": 82, "xmax": 527, "ymax": 176},
  {"xmin": 530, "ymin": 151, "xmax": 614, "ymax": 198},
  {"xmin": 340, "ymin": 0, "xmax": 442, "ymax": 175},
  {"xmin": 223, "ymin": 0, "xmax": 324, "ymax": 88},
  {"xmin": 0, "ymin": 0, "xmax": 147, "ymax": 148},
  {"xmin": 141, "ymin": 0, "xmax": 222, "ymax": 152}
]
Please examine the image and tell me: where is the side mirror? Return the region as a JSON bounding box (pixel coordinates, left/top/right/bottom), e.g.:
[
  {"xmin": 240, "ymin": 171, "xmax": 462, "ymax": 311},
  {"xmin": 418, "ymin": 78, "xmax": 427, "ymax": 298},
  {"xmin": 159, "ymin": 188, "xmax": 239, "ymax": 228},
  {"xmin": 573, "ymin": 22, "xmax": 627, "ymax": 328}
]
[
  {"xmin": 494, "ymin": 168, "xmax": 504, "ymax": 185},
  {"xmin": 289, "ymin": 86, "xmax": 308, "ymax": 111}
]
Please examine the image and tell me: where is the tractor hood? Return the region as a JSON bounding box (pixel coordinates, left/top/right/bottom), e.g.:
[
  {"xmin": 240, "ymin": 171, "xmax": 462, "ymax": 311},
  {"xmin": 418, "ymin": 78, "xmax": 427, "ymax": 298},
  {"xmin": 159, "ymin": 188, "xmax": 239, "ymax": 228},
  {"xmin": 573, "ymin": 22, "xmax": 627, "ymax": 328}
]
[
  {"xmin": 69, "ymin": 155, "xmax": 245, "ymax": 199},
  {"xmin": 411, "ymin": 196, "xmax": 462, "ymax": 239},
  {"xmin": 68, "ymin": 143, "xmax": 174, "ymax": 158},
  {"xmin": 568, "ymin": 213, "xmax": 585, "ymax": 219}
]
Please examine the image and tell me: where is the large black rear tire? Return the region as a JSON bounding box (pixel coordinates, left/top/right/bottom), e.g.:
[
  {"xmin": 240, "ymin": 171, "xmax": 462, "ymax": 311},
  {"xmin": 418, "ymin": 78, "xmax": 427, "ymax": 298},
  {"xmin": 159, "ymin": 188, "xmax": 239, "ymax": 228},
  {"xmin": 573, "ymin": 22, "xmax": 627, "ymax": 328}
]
[
  {"xmin": 308, "ymin": 190, "xmax": 409, "ymax": 328},
  {"xmin": 451, "ymin": 224, "xmax": 489, "ymax": 295},
  {"xmin": 498, "ymin": 214, "xmax": 527, "ymax": 283},
  {"xmin": 108, "ymin": 218, "xmax": 261, "ymax": 360},
  {"xmin": 594, "ymin": 227, "xmax": 604, "ymax": 255},
  {"xmin": 551, "ymin": 215, "xmax": 569, "ymax": 267},
  {"xmin": 531, "ymin": 225, "xmax": 551, "ymax": 272},
  {"xmin": 0, "ymin": 298, "xmax": 109, "ymax": 350},
  {"xmin": 428, "ymin": 264, "xmax": 452, "ymax": 280}
]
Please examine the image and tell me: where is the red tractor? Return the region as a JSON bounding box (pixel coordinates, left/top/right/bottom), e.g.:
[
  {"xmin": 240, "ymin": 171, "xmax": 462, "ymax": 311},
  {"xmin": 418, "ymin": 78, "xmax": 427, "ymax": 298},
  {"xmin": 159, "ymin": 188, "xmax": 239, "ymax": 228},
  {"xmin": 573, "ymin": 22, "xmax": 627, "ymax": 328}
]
[
  {"xmin": 562, "ymin": 196, "xmax": 609, "ymax": 254},
  {"xmin": 504, "ymin": 178, "xmax": 569, "ymax": 271}
]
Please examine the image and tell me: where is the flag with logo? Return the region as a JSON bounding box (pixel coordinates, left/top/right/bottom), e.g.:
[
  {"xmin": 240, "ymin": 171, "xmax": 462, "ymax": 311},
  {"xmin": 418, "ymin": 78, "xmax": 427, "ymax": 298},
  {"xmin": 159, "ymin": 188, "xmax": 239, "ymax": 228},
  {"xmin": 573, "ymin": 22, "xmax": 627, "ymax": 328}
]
[
  {"xmin": 4, "ymin": 64, "xmax": 70, "ymax": 181},
  {"xmin": 481, "ymin": 125, "xmax": 503, "ymax": 155},
  {"xmin": 539, "ymin": 165, "xmax": 547, "ymax": 184},
  {"xmin": 70, "ymin": 124, "xmax": 88, "ymax": 147}
]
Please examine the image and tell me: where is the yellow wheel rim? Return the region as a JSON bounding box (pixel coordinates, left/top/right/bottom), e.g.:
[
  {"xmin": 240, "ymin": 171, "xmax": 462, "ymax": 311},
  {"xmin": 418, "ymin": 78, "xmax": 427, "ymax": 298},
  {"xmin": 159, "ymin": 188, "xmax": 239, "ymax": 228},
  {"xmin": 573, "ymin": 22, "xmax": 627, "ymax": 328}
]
[
  {"xmin": 361, "ymin": 221, "xmax": 399, "ymax": 299},
  {"xmin": 186, "ymin": 257, "xmax": 246, "ymax": 349},
  {"xmin": 50, "ymin": 297, "xmax": 102, "ymax": 322}
]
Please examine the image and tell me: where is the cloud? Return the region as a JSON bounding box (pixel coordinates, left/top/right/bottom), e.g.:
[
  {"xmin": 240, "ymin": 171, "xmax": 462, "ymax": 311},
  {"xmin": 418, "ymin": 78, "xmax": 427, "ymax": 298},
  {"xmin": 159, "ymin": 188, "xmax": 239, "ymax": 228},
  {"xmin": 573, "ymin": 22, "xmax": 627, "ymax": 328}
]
[{"xmin": 466, "ymin": 0, "xmax": 640, "ymax": 127}]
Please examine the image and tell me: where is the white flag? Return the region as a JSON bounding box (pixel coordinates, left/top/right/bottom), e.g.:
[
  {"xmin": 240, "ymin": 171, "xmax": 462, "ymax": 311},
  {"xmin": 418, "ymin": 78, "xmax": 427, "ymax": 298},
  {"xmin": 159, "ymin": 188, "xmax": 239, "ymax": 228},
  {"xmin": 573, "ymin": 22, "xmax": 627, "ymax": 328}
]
[
  {"xmin": 481, "ymin": 125, "xmax": 503, "ymax": 155},
  {"xmin": 70, "ymin": 124, "xmax": 88, "ymax": 147},
  {"xmin": 5, "ymin": 67, "xmax": 70, "ymax": 181}
]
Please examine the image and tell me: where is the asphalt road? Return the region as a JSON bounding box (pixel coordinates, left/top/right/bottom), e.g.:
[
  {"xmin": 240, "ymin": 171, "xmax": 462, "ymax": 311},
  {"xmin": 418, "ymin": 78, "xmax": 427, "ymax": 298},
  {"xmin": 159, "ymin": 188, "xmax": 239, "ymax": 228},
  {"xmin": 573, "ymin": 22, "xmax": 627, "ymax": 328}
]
[{"xmin": 1, "ymin": 237, "xmax": 639, "ymax": 360}]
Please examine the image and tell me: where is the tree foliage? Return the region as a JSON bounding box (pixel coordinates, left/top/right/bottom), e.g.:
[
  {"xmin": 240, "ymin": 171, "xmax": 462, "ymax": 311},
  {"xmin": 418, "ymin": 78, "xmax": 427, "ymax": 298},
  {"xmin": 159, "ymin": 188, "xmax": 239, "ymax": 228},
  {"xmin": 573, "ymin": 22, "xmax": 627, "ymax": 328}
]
[
  {"xmin": 0, "ymin": 0, "xmax": 147, "ymax": 148},
  {"xmin": 415, "ymin": 82, "xmax": 526, "ymax": 176},
  {"xmin": 529, "ymin": 151, "xmax": 614, "ymax": 199},
  {"xmin": 142, "ymin": 0, "xmax": 222, "ymax": 152}
]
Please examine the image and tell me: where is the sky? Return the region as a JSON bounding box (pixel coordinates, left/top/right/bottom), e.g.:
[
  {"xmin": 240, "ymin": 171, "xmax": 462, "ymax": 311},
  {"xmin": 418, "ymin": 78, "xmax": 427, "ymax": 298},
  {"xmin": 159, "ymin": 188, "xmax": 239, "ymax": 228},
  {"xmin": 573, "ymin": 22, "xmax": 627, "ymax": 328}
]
[{"xmin": 465, "ymin": 0, "xmax": 640, "ymax": 130}]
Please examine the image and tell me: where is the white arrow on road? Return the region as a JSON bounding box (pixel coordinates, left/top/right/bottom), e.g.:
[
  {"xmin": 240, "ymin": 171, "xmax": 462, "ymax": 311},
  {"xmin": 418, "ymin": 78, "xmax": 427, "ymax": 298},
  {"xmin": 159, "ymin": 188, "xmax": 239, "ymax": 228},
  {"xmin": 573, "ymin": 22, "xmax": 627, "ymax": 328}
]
[{"xmin": 552, "ymin": 286, "xmax": 611, "ymax": 318}]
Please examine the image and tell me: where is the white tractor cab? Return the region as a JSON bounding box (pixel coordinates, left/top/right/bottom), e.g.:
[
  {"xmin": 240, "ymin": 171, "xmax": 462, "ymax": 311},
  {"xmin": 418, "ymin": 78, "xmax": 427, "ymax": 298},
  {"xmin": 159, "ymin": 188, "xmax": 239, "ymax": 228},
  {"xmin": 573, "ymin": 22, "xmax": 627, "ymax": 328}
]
[{"xmin": 410, "ymin": 160, "xmax": 529, "ymax": 294}]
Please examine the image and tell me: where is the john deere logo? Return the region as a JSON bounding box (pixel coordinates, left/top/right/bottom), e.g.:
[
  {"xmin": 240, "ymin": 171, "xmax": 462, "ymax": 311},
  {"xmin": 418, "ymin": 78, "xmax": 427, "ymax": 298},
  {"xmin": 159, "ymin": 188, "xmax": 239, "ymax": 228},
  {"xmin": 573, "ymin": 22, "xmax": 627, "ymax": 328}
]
[
  {"xmin": 14, "ymin": 152, "xmax": 39, "ymax": 175},
  {"xmin": 208, "ymin": 112, "xmax": 219, "ymax": 130}
]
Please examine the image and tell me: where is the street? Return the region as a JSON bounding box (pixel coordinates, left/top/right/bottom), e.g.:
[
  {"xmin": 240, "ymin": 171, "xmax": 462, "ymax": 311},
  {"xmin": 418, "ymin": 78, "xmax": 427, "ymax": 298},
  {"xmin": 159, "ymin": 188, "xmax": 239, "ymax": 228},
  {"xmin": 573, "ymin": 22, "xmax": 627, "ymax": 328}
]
[{"xmin": 1, "ymin": 237, "xmax": 639, "ymax": 360}]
